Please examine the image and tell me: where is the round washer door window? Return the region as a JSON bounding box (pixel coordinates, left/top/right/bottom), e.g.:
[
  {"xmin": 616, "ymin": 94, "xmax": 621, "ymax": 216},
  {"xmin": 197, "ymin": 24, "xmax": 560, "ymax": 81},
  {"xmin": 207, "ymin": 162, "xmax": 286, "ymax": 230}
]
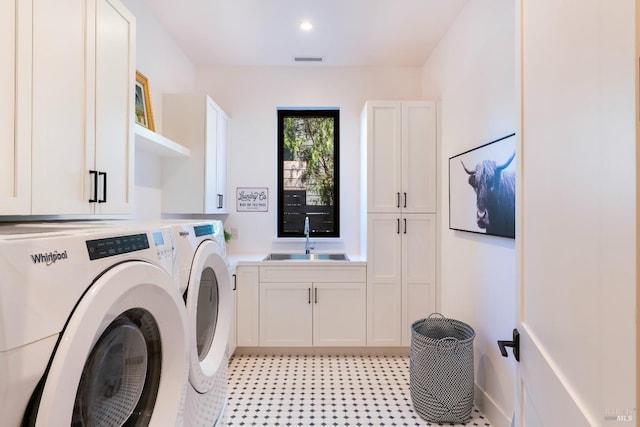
[
  {"xmin": 72, "ymin": 309, "xmax": 161, "ymax": 426},
  {"xmin": 196, "ymin": 266, "xmax": 219, "ymax": 361}
]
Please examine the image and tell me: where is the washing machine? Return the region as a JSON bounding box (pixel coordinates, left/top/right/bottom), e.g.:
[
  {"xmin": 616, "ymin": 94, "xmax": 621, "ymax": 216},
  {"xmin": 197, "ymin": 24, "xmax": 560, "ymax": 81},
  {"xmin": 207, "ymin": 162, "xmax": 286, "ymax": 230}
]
[
  {"xmin": 0, "ymin": 223, "xmax": 189, "ymax": 426},
  {"xmin": 168, "ymin": 220, "xmax": 233, "ymax": 426}
]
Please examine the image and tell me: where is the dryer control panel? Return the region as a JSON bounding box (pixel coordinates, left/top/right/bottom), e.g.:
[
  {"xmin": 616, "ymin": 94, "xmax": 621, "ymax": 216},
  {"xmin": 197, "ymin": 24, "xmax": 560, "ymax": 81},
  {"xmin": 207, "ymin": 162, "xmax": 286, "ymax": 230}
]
[{"xmin": 86, "ymin": 234, "xmax": 149, "ymax": 260}]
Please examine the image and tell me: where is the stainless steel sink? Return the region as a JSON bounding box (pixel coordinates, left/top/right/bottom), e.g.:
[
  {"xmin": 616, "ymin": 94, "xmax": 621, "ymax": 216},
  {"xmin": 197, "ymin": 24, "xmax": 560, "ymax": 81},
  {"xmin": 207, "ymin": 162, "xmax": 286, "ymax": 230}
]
[{"xmin": 263, "ymin": 253, "xmax": 349, "ymax": 261}]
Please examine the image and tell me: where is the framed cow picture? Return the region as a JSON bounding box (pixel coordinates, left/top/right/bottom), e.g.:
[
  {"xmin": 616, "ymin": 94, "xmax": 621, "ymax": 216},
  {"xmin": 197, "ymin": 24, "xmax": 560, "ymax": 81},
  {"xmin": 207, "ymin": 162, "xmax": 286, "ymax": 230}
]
[{"xmin": 448, "ymin": 133, "xmax": 516, "ymax": 239}]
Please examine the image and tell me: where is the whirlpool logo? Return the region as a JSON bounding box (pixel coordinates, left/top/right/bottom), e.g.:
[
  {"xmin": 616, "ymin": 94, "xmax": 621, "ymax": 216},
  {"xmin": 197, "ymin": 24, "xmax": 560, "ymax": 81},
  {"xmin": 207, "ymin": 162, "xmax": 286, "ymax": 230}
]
[{"xmin": 30, "ymin": 250, "xmax": 68, "ymax": 266}]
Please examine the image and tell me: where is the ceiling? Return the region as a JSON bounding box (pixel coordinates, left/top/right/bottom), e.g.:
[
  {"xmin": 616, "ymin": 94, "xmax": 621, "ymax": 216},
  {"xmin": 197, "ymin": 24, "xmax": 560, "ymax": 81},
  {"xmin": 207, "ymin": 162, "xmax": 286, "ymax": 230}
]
[{"xmin": 139, "ymin": 0, "xmax": 468, "ymax": 67}]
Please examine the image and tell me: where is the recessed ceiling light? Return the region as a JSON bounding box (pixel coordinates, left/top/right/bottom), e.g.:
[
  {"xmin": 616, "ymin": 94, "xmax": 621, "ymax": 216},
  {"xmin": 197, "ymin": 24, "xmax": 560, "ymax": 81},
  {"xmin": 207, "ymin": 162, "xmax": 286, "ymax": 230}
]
[{"xmin": 300, "ymin": 20, "xmax": 313, "ymax": 32}]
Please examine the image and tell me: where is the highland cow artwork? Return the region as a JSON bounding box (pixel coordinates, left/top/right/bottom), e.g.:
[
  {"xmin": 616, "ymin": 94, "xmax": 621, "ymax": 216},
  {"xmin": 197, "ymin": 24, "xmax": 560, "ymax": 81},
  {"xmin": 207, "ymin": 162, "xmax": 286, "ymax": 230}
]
[{"xmin": 449, "ymin": 134, "xmax": 516, "ymax": 239}]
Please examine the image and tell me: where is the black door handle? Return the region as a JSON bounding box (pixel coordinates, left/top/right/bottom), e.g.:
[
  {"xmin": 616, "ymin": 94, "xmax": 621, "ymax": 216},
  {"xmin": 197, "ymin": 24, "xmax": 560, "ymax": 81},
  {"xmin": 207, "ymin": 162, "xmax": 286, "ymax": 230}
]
[
  {"xmin": 89, "ymin": 170, "xmax": 98, "ymax": 202},
  {"xmin": 232, "ymin": 274, "xmax": 237, "ymax": 291},
  {"xmin": 98, "ymin": 171, "xmax": 107, "ymax": 203},
  {"xmin": 498, "ymin": 328, "xmax": 520, "ymax": 362}
]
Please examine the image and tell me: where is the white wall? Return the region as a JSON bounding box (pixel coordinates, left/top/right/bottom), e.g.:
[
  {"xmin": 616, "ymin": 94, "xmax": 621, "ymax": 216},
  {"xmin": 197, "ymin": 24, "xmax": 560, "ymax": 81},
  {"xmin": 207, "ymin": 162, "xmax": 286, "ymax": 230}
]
[
  {"xmin": 120, "ymin": 0, "xmax": 196, "ymax": 219},
  {"xmin": 195, "ymin": 66, "xmax": 423, "ymax": 256},
  {"xmin": 421, "ymin": 1, "xmax": 516, "ymax": 426}
]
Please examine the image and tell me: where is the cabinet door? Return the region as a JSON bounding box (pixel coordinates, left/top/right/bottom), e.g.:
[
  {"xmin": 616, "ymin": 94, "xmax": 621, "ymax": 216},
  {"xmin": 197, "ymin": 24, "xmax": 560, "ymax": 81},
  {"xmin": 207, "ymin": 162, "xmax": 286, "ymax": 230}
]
[
  {"xmin": 0, "ymin": 0, "xmax": 30, "ymax": 214},
  {"xmin": 236, "ymin": 266, "xmax": 259, "ymax": 347},
  {"xmin": 228, "ymin": 268, "xmax": 237, "ymax": 355},
  {"xmin": 313, "ymin": 282, "xmax": 366, "ymax": 347},
  {"xmin": 401, "ymin": 102, "xmax": 437, "ymax": 213},
  {"xmin": 366, "ymin": 213, "xmax": 402, "ymax": 346},
  {"xmin": 204, "ymin": 97, "xmax": 219, "ymax": 213},
  {"xmin": 31, "ymin": 0, "xmax": 90, "ymax": 214},
  {"xmin": 259, "ymin": 282, "xmax": 312, "ymax": 347},
  {"xmin": 365, "ymin": 102, "xmax": 402, "ymax": 213},
  {"xmin": 93, "ymin": 0, "xmax": 134, "ymax": 214},
  {"xmin": 215, "ymin": 111, "xmax": 228, "ymax": 212},
  {"xmin": 401, "ymin": 214, "xmax": 437, "ymax": 346}
]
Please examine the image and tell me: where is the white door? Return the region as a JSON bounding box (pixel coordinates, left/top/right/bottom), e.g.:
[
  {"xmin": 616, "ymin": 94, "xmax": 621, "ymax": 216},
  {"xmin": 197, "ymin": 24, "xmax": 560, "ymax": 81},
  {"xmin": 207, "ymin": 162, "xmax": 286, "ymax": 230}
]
[
  {"xmin": 186, "ymin": 241, "xmax": 232, "ymax": 393},
  {"xmin": 93, "ymin": 0, "xmax": 134, "ymax": 215},
  {"xmin": 236, "ymin": 266, "xmax": 260, "ymax": 347},
  {"xmin": 365, "ymin": 101, "xmax": 402, "ymax": 213},
  {"xmin": 401, "ymin": 101, "xmax": 437, "ymax": 214},
  {"xmin": 0, "ymin": 0, "xmax": 31, "ymax": 214},
  {"xmin": 204, "ymin": 97, "xmax": 219, "ymax": 213},
  {"xmin": 366, "ymin": 213, "xmax": 402, "ymax": 346},
  {"xmin": 313, "ymin": 282, "xmax": 366, "ymax": 346},
  {"xmin": 515, "ymin": 0, "xmax": 636, "ymax": 425},
  {"xmin": 401, "ymin": 214, "xmax": 436, "ymax": 346},
  {"xmin": 35, "ymin": 262, "xmax": 188, "ymax": 425},
  {"xmin": 259, "ymin": 282, "xmax": 312, "ymax": 347},
  {"xmin": 31, "ymin": 0, "xmax": 89, "ymax": 214}
]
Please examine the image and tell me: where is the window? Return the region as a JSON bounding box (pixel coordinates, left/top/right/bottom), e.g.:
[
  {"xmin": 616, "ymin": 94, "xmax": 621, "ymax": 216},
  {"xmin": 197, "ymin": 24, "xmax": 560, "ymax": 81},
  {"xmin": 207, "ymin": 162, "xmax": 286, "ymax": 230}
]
[{"xmin": 277, "ymin": 109, "xmax": 340, "ymax": 238}]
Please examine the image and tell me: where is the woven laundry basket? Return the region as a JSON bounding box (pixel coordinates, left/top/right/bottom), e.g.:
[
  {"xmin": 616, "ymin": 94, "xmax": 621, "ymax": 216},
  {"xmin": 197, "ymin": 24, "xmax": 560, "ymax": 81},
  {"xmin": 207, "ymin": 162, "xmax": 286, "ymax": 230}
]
[{"xmin": 410, "ymin": 313, "xmax": 475, "ymax": 423}]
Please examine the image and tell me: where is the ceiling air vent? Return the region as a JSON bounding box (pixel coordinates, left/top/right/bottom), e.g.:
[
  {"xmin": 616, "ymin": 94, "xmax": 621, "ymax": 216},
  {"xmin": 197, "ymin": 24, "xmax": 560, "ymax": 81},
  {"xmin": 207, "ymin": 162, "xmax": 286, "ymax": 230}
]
[{"xmin": 293, "ymin": 56, "xmax": 324, "ymax": 63}]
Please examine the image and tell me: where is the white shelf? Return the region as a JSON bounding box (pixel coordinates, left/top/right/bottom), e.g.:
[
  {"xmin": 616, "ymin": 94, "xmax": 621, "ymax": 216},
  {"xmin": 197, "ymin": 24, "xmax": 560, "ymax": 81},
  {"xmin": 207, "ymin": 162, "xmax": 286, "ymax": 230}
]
[{"xmin": 134, "ymin": 123, "xmax": 190, "ymax": 157}]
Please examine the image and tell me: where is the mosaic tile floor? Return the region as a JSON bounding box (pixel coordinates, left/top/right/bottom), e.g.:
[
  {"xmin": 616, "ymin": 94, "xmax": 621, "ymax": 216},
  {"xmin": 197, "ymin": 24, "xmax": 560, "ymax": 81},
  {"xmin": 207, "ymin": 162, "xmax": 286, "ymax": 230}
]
[{"xmin": 226, "ymin": 354, "xmax": 492, "ymax": 426}]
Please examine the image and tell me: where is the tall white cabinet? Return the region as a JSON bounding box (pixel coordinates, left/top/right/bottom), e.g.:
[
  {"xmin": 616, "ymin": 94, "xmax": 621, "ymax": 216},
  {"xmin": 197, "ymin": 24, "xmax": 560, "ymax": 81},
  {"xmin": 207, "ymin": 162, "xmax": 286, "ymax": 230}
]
[
  {"xmin": 162, "ymin": 94, "xmax": 229, "ymax": 214},
  {"xmin": 361, "ymin": 101, "xmax": 437, "ymax": 346},
  {"xmin": 0, "ymin": 0, "xmax": 135, "ymax": 216}
]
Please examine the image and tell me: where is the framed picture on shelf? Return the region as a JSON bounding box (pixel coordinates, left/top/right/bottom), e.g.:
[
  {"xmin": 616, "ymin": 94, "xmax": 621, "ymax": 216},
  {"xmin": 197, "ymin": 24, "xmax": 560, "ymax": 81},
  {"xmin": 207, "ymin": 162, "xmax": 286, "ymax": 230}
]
[
  {"xmin": 448, "ymin": 133, "xmax": 516, "ymax": 239},
  {"xmin": 135, "ymin": 71, "xmax": 155, "ymax": 131}
]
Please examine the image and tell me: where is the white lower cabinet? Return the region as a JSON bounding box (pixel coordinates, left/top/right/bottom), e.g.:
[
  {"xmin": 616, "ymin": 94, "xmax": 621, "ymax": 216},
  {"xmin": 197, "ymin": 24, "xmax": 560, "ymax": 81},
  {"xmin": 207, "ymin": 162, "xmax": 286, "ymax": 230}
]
[
  {"xmin": 228, "ymin": 266, "xmax": 237, "ymax": 356},
  {"xmin": 259, "ymin": 282, "xmax": 313, "ymax": 347},
  {"xmin": 235, "ymin": 265, "xmax": 366, "ymax": 348},
  {"xmin": 259, "ymin": 281, "xmax": 367, "ymax": 347},
  {"xmin": 235, "ymin": 266, "xmax": 260, "ymax": 347},
  {"xmin": 313, "ymin": 282, "xmax": 366, "ymax": 346}
]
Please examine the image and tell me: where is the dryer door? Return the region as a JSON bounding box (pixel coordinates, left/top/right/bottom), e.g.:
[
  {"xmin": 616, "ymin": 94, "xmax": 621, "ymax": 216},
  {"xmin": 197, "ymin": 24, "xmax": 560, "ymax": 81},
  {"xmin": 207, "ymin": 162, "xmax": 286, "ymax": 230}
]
[
  {"xmin": 30, "ymin": 261, "xmax": 189, "ymax": 426},
  {"xmin": 185, "ymin": 240, "xmax": 232, "ymax": 393}
]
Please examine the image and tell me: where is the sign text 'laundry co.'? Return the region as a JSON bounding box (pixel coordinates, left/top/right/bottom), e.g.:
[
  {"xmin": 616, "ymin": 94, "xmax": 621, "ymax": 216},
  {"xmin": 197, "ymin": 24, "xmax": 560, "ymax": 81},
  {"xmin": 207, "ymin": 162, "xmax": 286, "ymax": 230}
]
[{"xmin": 236, "ymin": 187, "xmax": 268, "ymax": 212}]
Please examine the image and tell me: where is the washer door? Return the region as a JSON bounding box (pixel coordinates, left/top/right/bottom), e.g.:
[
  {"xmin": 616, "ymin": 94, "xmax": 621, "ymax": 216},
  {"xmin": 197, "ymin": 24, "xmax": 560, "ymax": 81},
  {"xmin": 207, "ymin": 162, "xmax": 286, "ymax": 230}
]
[
  {"xmin": 32, "ymin": 261, "xmax": 189, "ymax": 426},
  {"xmin": 185, "ymin": 240, "xmax": 232, "ymax": 394}
]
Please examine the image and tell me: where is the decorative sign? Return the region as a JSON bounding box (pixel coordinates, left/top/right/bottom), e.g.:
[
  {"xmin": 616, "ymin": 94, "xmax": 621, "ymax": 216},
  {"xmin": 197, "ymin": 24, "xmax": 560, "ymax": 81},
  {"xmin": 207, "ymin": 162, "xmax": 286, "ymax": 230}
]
[{"xmin": 236, "ymin": 187, "xmax": 268, "ymax": 212}]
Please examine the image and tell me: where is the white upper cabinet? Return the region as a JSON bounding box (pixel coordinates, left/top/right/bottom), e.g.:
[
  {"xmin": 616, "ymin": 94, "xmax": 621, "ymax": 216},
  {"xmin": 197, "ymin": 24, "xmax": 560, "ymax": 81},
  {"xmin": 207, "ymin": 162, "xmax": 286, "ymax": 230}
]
[
  {"xmin": 0, "ymin": 0, "xmax": 31, "ymax": 214},
  {"xmin": 3, "ymin": 0, "xmax": 134, "ymax": 216},
  {"xmin": 362, "ymin": 101, "xmax": 436, "ymax": 214},
  {"xmin": 92, "ymin": 0, "xmax": 135, "ymax": 215},
  {"xmin": 162, "ymin": 95, "xmax": 230, "ymax": 214}
]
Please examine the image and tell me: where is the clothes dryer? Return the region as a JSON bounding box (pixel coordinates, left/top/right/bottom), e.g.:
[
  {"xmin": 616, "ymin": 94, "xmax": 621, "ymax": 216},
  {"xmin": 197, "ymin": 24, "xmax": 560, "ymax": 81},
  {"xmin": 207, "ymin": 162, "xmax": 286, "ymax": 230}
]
[
  {"xmin": 0, "ymin": 224, "xmax": 189, "ymax": 426},
  {"xmin": 168, "ymin": 220, "xmax": 233, "ymax": 426}
]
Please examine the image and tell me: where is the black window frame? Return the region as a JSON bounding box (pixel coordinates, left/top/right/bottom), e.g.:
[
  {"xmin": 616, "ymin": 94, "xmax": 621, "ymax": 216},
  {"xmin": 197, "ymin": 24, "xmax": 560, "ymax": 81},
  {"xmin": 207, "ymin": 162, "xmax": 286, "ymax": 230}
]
[{"xmin": 277, "ymin": 109, "xmax": 340, "ymax": 238}]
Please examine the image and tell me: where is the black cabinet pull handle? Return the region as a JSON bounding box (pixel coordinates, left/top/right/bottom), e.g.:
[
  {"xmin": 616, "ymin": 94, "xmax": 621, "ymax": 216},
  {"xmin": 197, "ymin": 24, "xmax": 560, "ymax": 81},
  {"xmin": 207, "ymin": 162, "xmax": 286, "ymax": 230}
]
[
  {"xmin": 404, "ymin": 192, "xmax": 407, "ymax": 208},
  {"xmin": 396, "ymin": 218, "xmax": 400, "ymax": 234},
  {"xmin": 232, "ymin": 274, "xmax": 237, "ymax": 291},
  {"xmin": 396, "ymin": 192, "xmax": 400, "ymax": 208},
  {"xmin": 308, "ymin": 288, "xmax": 311, "ymax": 304},
  {"xmin": 89, "ymin": 170, "xmax": 98, "ymax": 202},
  {"xmin": 403, "ymin": 218, "xmax": 407, "ymax": 234},
  {"xmin": 498, "ymin": 328, "xmax": 520, "ymax": 362},
  {"xmin": 315, "ymin": 287, "xmax": 318, "ymax": 304},
  {"xmin": 217, "ymin": 194, "xmax": 223, "ymax": 209},
  {"xmin": 98, "ymin": 171, "xmax": 107, "ymax": 203}
]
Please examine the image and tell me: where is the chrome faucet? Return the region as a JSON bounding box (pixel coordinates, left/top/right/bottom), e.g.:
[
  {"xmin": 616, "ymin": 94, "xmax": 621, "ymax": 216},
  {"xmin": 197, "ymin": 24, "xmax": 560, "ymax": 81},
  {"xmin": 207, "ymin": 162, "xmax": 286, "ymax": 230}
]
[{"xmin": 304, "ymin": 216, "xmax": 311, "ymax": 254}]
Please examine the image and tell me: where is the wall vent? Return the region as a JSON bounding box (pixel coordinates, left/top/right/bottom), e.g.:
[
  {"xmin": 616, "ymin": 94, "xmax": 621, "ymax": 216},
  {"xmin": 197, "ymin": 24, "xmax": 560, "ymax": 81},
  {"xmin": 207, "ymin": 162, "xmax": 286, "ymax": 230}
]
[{"xmin": 293, "ymin": 56, "xmax": 324, "ymax": 63}]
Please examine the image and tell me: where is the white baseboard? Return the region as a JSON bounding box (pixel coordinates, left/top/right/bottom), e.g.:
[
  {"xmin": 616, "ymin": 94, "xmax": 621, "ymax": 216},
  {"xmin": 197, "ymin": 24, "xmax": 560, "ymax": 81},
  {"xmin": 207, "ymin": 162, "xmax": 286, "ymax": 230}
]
[{"xmin": 475, "ymin": 383, "xmax": 512, "ymax": 427}]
